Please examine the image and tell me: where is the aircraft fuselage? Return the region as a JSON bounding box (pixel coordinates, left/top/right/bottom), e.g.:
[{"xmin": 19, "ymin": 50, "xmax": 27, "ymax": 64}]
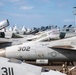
[{"xmin": 4, "ymin": 42, "xmax": 76, "ymax": 61}]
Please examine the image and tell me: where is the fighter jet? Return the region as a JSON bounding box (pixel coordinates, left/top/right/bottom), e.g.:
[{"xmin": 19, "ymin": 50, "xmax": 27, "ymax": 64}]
[
  {"xmin": 26, "ymin": 29, "xmax": 61, "ymax": 41},
  {"xmin": 0, "ymin": 57, "xmax": 42, "ymax": 75},
  {"xmin": 0, "ymin": 19, "xmax": 9, "ymax": 38},
  {"xmin": 0, "ymin": 19, "xmax": 9, "ymax": 30},
  {"xmin": 0, "ymin": 19, "xmax": 12, "ymax": 48},
  {"xmin": 26, "ymin": 28, "xmax": 76, "ymax": 42},
  {"xmin": 0, "ymin": 57, "xmax": 66, "ymax": 75},
  {"xmin": 0, "ymin": 36, "xmax": 76, "ymax": 64}
]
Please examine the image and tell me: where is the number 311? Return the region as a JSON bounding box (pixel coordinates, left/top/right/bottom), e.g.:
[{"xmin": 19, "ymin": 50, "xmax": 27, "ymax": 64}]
[{"xmin": 1, "ymin": 67, "xmax": 14, "ymax": 75}]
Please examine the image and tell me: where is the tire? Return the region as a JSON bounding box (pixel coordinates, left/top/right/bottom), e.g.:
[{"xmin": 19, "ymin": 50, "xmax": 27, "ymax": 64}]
[{"xmin": 1, "ymin": 32, "xmax": 5, "ymax": 38}]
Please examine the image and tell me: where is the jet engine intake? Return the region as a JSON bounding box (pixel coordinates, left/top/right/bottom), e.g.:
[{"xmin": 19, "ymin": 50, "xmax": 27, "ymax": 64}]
[{"xmin": 59, "ymin": 32, "xmax": 66, "ymax": 39}]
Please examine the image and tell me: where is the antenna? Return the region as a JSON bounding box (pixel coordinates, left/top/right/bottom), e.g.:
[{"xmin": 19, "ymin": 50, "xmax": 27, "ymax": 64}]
[{"xmin": 73, "ymin": 7, "xmax": 76, "ymax": 26}]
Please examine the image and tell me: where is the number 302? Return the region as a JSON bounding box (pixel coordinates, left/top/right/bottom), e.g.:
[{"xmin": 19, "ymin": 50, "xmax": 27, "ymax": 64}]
[{"xmin": 18, "ymin": 46, "xmax": 30, "ymax": 51}]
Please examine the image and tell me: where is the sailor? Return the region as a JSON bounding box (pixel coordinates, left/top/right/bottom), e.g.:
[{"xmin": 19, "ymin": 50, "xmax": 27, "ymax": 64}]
[
  {"xmin": 67, "ymin": 61, "xmax": 74, "ymax": 66},
  {"xmin": 61, "ymin": 64, "xmax": 72, "ymax": 75}
]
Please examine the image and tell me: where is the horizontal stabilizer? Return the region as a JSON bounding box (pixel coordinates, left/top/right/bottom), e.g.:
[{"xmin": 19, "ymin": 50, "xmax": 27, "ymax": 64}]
[{"xmin": 49, "ymin": 45, "xmax": 76, "ymax": 50}]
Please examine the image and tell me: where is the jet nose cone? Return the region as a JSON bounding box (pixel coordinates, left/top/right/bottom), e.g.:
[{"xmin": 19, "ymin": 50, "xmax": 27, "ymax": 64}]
[{"xmin": 0, "ymin": 49, "xmax": 5, "ymax": 57}]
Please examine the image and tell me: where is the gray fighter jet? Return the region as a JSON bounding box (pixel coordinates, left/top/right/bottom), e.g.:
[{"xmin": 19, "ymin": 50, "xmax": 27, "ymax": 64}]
[
  {"xmin": 0, "ymin": 36, "xmax": 76, "ymax": 64},
  {"xmin": 0, "ymin": 57, "xmax": 66, "ymax": 75}
]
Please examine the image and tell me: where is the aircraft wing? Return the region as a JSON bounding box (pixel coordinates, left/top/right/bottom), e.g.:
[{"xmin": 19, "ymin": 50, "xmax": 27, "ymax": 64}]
[
  {"xmin": 0, "ymin": 57, "xmax": 66, "ymax": 75},
  {"xmin": 49, "ymin": 45, "xmax": 76, "ymax": 50},
  {"xmin": 0, "ymin": 57, "xmax": 42, "ymax": 75}
]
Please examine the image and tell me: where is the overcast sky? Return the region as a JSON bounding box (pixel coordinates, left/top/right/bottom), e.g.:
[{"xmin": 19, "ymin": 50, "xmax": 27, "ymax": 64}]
[{"xmin": 0, "ymin": 0, "xmax": 76, "ymax": 28}]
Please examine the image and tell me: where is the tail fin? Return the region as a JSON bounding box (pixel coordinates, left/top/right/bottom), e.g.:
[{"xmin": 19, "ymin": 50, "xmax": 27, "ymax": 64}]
[{"xmin": 0, "ymin": 19, "xmax": 9, "ymax": 30}]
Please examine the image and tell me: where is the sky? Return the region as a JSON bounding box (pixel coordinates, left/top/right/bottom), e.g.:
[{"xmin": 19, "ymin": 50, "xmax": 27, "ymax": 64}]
[{"xmin": 0, "ymin": 0, "xmax": 76, "ymax": 28}]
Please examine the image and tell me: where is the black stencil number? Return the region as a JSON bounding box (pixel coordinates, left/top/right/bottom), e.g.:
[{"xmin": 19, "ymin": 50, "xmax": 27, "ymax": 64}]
[
  {"xmin": 18, "ymin": 46, "xmax": 30, "ymax": 51},
  {"xmin": 1, "ymin": 67, "xmax": 14, "ymax": 75}
]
